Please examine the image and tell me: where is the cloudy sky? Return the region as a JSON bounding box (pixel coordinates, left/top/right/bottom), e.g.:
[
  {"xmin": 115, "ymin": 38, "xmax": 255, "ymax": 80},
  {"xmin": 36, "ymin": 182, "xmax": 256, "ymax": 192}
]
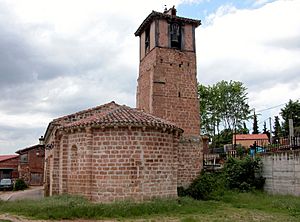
[{"xmin": 0, "ymin": 0, "xmax": 299, "ymax": 154}]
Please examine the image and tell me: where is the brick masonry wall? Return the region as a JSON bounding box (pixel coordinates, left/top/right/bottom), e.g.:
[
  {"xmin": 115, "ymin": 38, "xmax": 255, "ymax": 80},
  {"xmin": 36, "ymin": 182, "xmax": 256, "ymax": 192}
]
[
  {"xmin": 18, "ymin": 147, "xmax": 44, "ymax": 185},
  {"xmin": 0, "ymin": 157, "xmax": 19, "ymax": 179},
  {"xmin": 262, "ymin": 151, "xmax": 300, "ymax": 196},
  {"xmin": 62, "ymin": 129, "xmax": 93, "ymax": 197},
  {"xmin": 46, "ymin": 126, "xmax": 179, "ymax": 202},
  {"xmin": 136, "ymin": 49, "xmax": 156, "ymax": 112},
  {"xmin": 178, "ymin": 136, "xmax": 203, "ymax": 187},
  {"xmin": 91, "ymin": 127, "xmax": 178, "ymax": 202},
  {"xmin": 137, "ymin": 47, "xmax": 200, "ymax": 137}
]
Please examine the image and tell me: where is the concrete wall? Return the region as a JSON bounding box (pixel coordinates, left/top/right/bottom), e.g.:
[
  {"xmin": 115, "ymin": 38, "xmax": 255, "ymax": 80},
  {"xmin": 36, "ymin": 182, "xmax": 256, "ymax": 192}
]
[{"xmin": 262, "ymin": 150, "xmax": 300, "ymax": 196}]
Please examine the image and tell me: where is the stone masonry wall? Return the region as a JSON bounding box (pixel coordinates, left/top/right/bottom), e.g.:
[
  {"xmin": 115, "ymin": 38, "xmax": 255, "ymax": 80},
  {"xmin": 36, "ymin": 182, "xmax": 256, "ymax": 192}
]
[
  {"xmin": 137, "ymin": 47, "xmax": 200, "ymax": 137},
  {"xmin": 91, "ymin": 127, "xmax": 178, "ymax": 202},
  {"xmin": 136, "ymin": 49, "xmax": 156, "ymax": 113},
  {"xmin": 178, "ymin": 136, "xmax": 203, "ymax": 187},
  {"xmin": 64, "ymin": 129, "xmax": 93, "ymax": 198},
  {"xmin": 47, "ymin": 126, "xmax": 179, "ymax": 202},
  {"xmin": 262, "ymin": 151, "xmax": 300, "ymax": 196}
]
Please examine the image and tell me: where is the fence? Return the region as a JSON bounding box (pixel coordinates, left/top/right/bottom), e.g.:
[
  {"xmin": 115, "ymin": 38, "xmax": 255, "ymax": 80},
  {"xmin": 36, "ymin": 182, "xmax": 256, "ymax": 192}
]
[{"xmin": 264, "ymin": 136, "xmax": 300, "ymax": 153}]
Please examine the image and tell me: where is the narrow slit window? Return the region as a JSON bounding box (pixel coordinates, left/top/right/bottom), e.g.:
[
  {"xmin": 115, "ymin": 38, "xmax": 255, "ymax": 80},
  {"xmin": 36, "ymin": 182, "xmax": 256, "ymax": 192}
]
[{"xmin": 145, "ymin": 27, "xmax": 150, "ymax": 53}]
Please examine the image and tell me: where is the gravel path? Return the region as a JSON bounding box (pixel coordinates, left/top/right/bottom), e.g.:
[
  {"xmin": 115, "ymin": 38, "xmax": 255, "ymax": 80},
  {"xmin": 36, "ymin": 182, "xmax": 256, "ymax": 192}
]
[{"xmin": 0, "ymin": 186, "xmax": 43, "ymax": 201}]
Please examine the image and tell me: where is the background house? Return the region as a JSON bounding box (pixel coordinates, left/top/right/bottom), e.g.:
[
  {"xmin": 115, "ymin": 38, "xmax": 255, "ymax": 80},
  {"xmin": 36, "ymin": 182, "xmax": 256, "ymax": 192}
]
[
  {"xmin": 233, "ymin": 134, "xmax": 269, "ymax": 148},
  {"xmin": 0, "ymin": 155, "xmax": 19, "ymax": 180},
  {"xmin": 16, "ymin": 138, "xmax": 45, "ymax": 186}
]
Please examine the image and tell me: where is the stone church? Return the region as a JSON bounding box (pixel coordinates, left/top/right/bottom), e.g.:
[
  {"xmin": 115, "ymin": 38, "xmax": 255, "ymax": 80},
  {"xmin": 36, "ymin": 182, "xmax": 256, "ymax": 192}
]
[{"xmin": 44, "ymin": 7, "xmax": 203, "ymax": 202}]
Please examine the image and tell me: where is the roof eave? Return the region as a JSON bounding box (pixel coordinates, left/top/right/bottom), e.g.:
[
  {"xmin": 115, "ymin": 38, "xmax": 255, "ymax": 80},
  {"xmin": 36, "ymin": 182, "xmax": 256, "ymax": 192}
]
[
  {"xmin": 134, "ymin": 11, "xmax": 201, "ymax": 37},
  {"xmin": 60, "ymin": 122, "xmax": 183, "ymax": 134},
  {"xmin": 15, "ymin": 144, "xmax": 44, "ymax": 154}
]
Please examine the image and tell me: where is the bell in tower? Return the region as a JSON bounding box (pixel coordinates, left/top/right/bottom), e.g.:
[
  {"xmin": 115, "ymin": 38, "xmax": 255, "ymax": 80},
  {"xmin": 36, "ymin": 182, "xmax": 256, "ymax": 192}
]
[
  {"xmin": 170, "ymin": 22, "xmax": 181, "ymax": 49},
  {"xmin": 135, "ymin": 7, "xmax": 203, "ymax": 188},
  {"xmin": 135, "ymin": 7, "xmax": 201, "ymax": 137}
]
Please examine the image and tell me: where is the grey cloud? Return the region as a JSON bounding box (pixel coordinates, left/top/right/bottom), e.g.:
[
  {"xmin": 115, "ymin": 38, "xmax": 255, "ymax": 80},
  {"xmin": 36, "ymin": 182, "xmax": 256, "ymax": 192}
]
[
  {"xmin": 0, "ymin": 125, "xmax": 45, "ymax": 154},
  {"xmin": 265, "ymin": 36, "xmax": 300, "ymax": 50}
]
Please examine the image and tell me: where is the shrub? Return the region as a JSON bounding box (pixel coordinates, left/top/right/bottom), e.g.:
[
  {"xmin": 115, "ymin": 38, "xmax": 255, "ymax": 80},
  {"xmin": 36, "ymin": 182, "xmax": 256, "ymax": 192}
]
[
  {"xmin": 14, "ymin": 178, "xmax": 28, "ymax": 191},
  {"xmin": 186, "ymin": 171, "xmax": 226, "ymax": 200},
  {"xmin": 177, "ymin": 186, "xmax": 188, "ymax": 197},
  {"xmin": 223, "ymin": 157, "xmax": 265, "ymax": 191},
  {"xmin": 184, "ymin": 157, "xmax": 266, "ymax": 200}
]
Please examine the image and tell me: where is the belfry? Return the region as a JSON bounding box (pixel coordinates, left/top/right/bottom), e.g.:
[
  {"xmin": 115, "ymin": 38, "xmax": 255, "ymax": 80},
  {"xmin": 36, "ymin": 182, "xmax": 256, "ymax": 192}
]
[{"xmin": 135, "ymin": 7, "xmax": 202, "ymax": 187}]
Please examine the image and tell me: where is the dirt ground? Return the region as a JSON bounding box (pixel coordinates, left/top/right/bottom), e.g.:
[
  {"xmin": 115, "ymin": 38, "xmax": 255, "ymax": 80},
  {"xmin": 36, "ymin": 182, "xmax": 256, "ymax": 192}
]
[{"xmin": 0, "ymin": 214, "xmax": 118, "ymax": 222}]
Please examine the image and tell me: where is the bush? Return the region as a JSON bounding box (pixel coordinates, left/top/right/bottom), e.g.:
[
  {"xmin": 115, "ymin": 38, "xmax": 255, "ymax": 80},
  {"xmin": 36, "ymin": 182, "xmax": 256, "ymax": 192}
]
[
  {"xmin": 182, "ymin": 157, "xmax": 266, "ymax": 200},
  {"xmin": 186, "ymin": 171, "xmax": 226, "ymax": 200},
  {"xmin": 14, "ymin": 178, "xmax": 28, "ymax": 191},
  {"xmin": 223, "ymin": 157, "xmax": 265, "ymax": 191},
  {"xmin": 177, "ymin": 186, "xmax": 188, "ymax": 197}
]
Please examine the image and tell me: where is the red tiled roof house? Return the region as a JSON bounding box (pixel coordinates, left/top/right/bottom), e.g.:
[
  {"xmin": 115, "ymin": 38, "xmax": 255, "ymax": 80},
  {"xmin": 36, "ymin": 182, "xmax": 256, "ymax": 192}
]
[
  {"xmin": 233, "ymin": 134, "xmax": 269, "ymax": 148},
  {"xmin": 0, "ymin": 155, "xmax": 19, "ymax": 180},
  {"xmin": 16, "ymin": 141, "xmax": 45, "ymax": 186}
]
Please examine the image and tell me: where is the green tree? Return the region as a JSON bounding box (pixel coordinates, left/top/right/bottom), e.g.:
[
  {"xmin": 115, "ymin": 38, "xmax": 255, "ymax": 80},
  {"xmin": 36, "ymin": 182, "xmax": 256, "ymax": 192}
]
[
  {"xmin": 262, "ymin": 121, "xmax": 270, "ymax": 141},
  {"xmin": 199, "ymin": 81, "xmax": 251, "ymax": 147},
  {"xmin": 240, "ymin": 122, "xmax": 249, "ymax": 134},
  {"xmin": 273, "ymin": 116, "xmax": 282, "ymax": 143},
  {"xmin": 252, "ymin": 112, "xmax": 259, "ymax": 134},
  {"xmin": 212, "ymin": 128, "xmax": 233, "ymax": 148},
  {"xmin": 280, "ymin": 100, "xmax": 300, "ymax": 136},
  {"xmin": 198, "ymin": 84, "xmax": 218, "ymax": 137},
  {"xmin": 263, "ymin": 121, "xmax": 267, "ymax": 134},
  {"xmin": 216, "ymin": 81, "xmax": 251, "ymax": 131}
]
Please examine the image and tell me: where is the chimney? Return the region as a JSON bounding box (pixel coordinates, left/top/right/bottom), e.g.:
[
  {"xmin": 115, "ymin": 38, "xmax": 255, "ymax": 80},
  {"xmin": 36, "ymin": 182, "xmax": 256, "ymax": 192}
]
[{"xmin": 39, "ymin": 136, "xmax": 44, "ymax": 145}]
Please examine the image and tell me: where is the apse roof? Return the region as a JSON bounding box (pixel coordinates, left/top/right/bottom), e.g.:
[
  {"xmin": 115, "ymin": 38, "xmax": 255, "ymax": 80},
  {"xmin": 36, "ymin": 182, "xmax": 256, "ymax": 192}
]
[{"xmin": 59, "ymin": 102, "xmax": 181, "ymax": 132}]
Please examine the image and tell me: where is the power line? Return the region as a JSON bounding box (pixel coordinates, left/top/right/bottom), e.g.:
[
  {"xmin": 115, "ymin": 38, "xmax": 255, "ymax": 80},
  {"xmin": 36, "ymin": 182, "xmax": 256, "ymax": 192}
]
[{"xmin": 256, "ymin": 97, "xmax": 300, "ymax": 113}]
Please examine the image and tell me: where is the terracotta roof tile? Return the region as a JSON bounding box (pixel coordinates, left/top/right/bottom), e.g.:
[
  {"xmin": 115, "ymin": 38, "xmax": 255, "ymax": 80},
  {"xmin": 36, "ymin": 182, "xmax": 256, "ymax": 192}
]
[
  {"xmin": 15, "ymin": 144, "xmax": 44, "ymax": 154},
  {"xmin": 135, "ymin": 10, "xmax": 201, "ymax": 36},
  {"xmin": 0, "ymin": 155, "xmax": 18, "ymax": 162},
  {"xmin": 53, "ymin": 101, "xmax": 120, "ymax": 124},
  {"xmin": 44, "ymin": 102, "xmax": 121, "ymax": 141},
  {"xmin": 59, "ymin": 103, "xmax": 181, "ymax": 132},
  {"xmin": 235, "ymin": 134, "xmax": 269, "ymax": 140}
]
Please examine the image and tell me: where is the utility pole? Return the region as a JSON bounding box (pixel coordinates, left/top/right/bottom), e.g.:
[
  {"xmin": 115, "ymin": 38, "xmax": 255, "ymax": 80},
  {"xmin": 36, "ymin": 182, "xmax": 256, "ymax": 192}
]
[
  {"xmin": 289, "ymin": 119, "xmax": 294, "ymax": 146},
  {"xmin": 269, "ymin": 117, "xmax": 272, "ymax": 144}
]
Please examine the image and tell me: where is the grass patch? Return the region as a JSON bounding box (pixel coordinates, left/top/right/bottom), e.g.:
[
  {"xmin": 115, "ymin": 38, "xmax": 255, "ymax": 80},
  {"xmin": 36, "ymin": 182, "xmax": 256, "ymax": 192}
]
[
  {"xmin": 220, "ymin": 191, "xmax": 300, "ymax": 216},
  {"xmin": 1, "ymin": 192, "xmax": 300, "ymax": 221},
  {"xmin": 0, "ymin": 195, "xmax": 218, "ymax": 220}
]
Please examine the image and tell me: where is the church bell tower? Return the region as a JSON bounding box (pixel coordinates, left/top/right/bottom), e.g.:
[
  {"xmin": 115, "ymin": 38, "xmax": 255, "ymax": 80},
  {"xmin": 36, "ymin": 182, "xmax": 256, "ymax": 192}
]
[{"xmin": 135, "ymin": 7, "xmax": 201, "ymax": 137}]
